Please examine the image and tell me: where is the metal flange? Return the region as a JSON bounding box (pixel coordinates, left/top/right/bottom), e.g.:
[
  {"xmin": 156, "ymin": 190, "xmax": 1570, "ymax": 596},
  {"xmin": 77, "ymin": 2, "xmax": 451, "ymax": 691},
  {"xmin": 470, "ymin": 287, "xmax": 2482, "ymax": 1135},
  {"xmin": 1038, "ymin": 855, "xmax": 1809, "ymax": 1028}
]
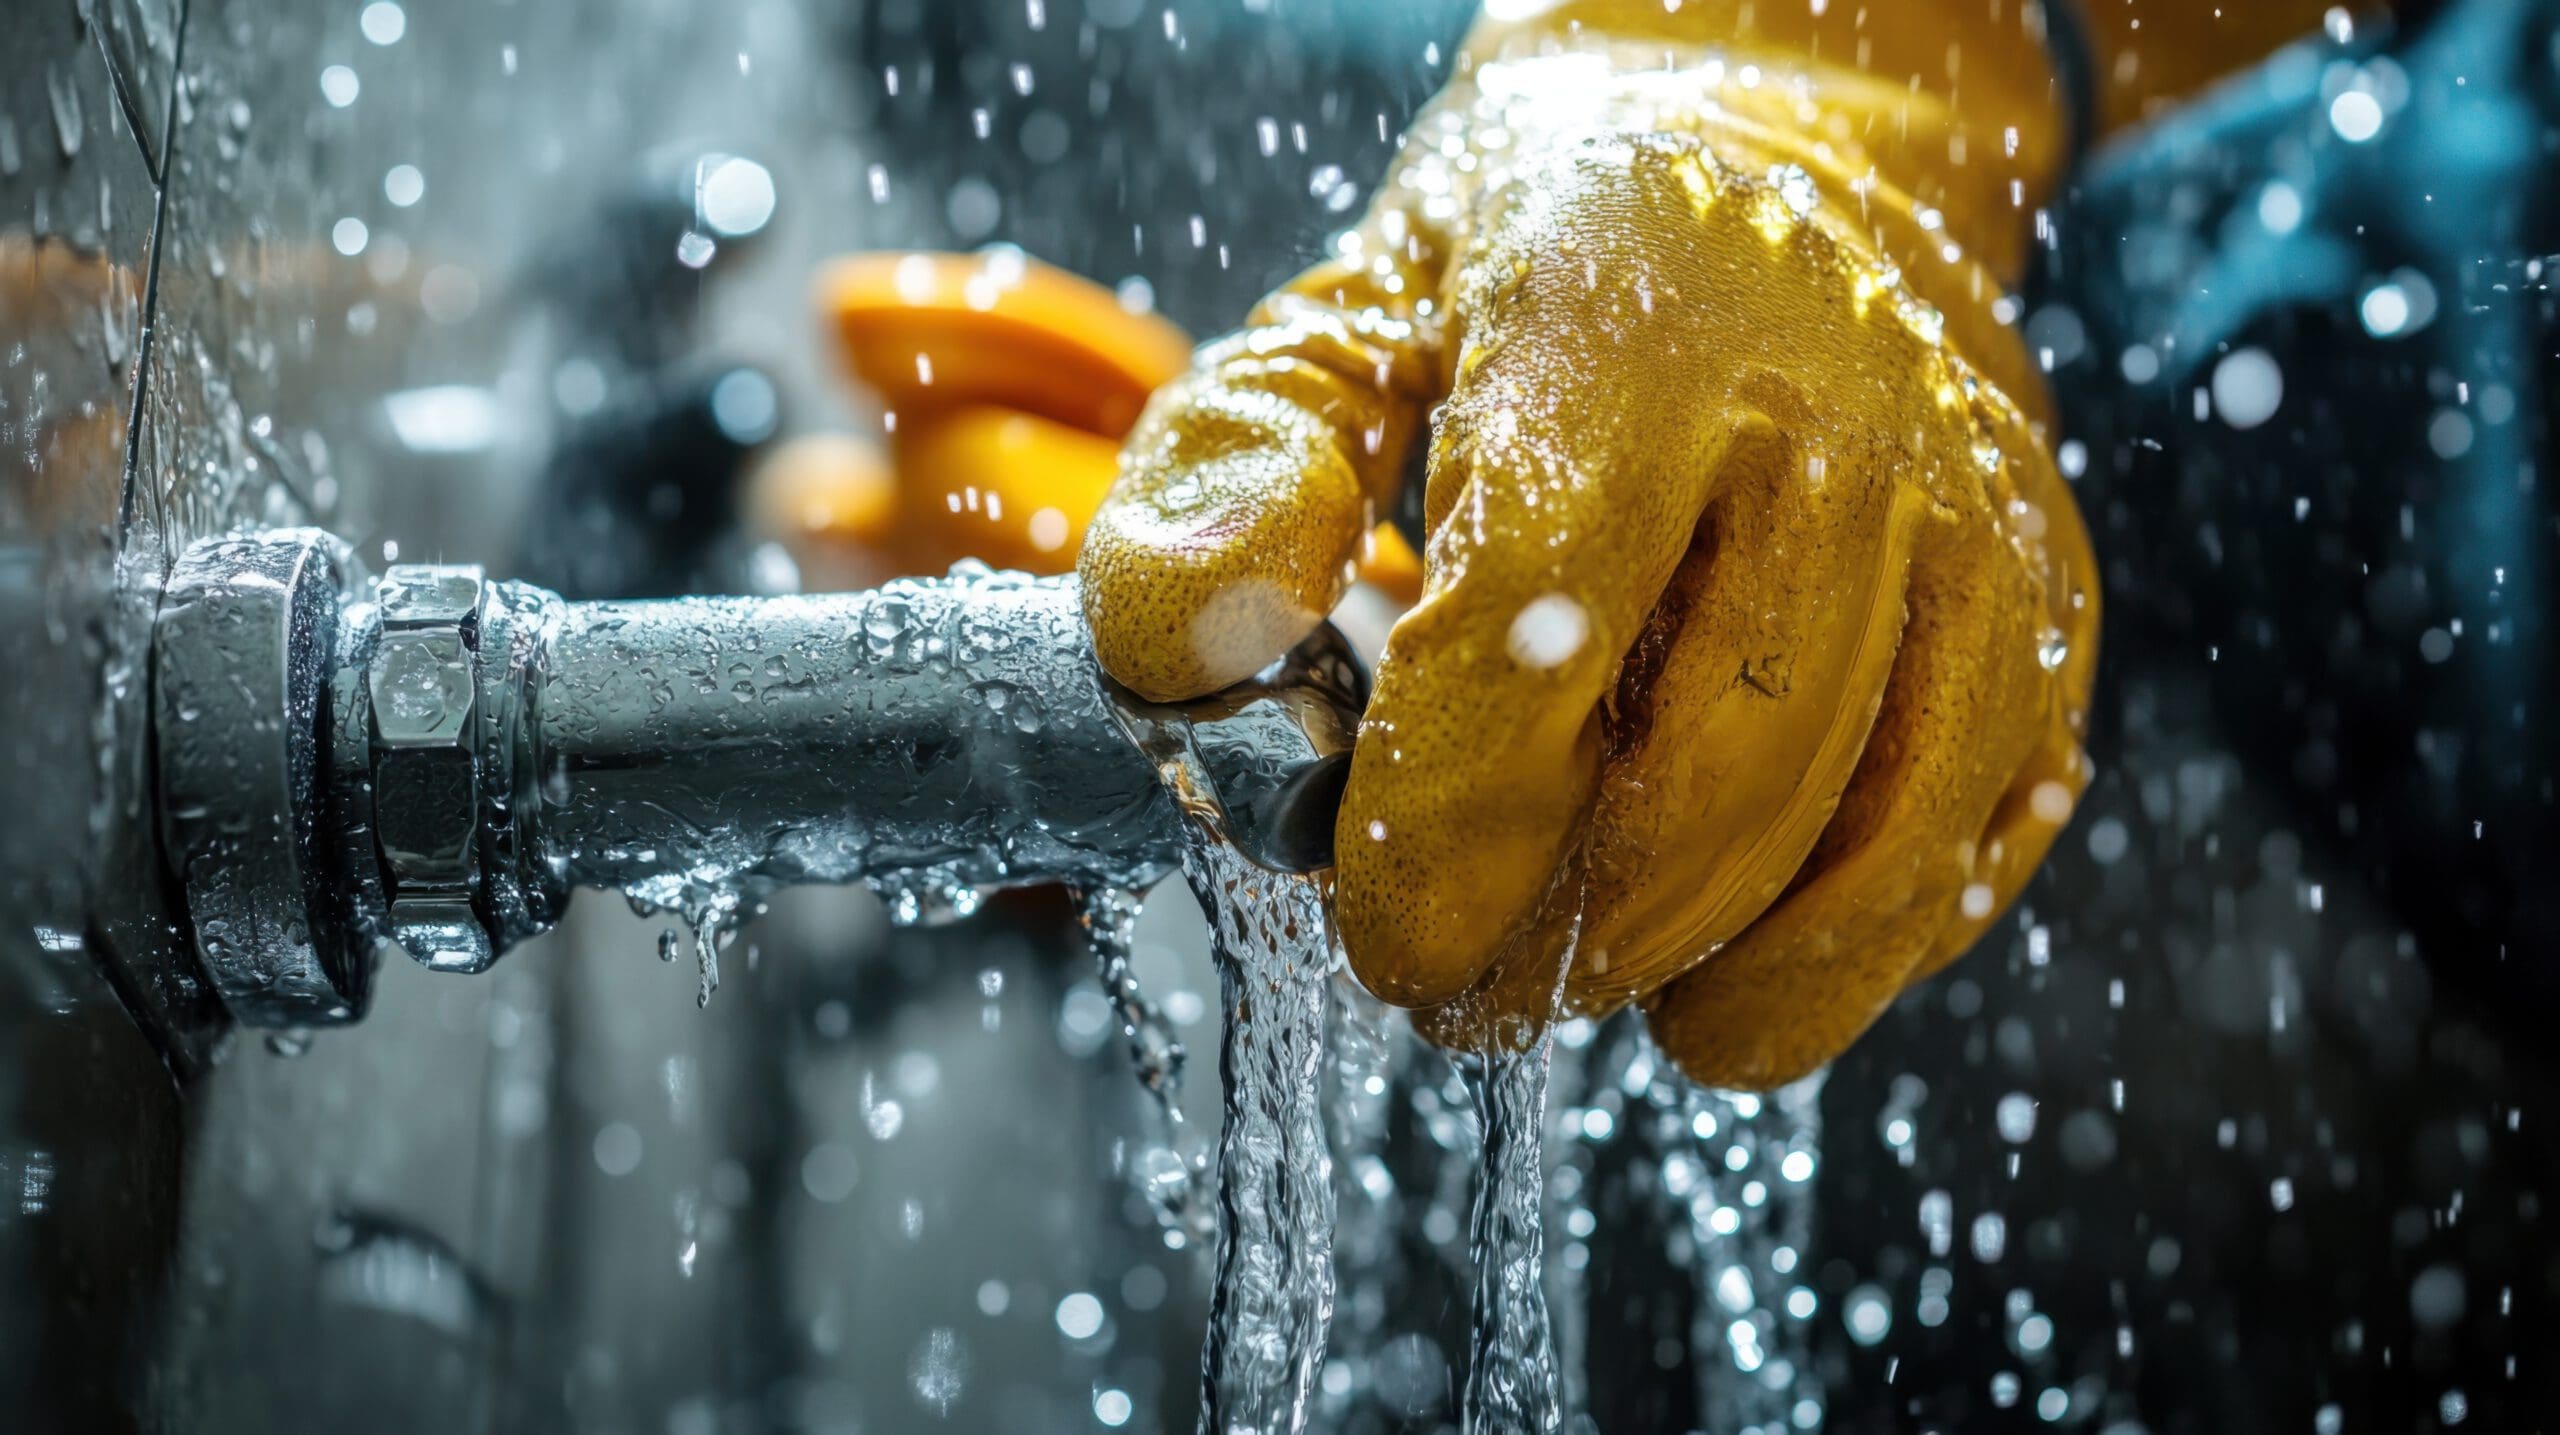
[{"xmin": 153, "ymin": 528, "xmax": 374, "ymax": 1025}]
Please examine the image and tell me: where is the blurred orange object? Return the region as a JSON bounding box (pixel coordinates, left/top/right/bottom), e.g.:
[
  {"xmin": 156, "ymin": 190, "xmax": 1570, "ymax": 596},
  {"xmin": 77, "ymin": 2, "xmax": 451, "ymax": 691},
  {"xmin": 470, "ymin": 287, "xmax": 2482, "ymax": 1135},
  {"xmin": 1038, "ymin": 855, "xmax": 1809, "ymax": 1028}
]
[
  {"xmin": 895, "ymin": 405, "xmax": 1121, "ymax": 575},
  {"xmin": 1354, "ymin": 522, "xmax": 1422, "ymax": 606},
  {"xmin": 819, "ymin": 250, "xmax": 1191, "ymax": 438},
  {"xmin": 748, "ymin": 432, "xmax": 899, "ymax": 549},
  {"xmin": 798, "ymin": 248, "xmax": 1424, "ymax": 598}
]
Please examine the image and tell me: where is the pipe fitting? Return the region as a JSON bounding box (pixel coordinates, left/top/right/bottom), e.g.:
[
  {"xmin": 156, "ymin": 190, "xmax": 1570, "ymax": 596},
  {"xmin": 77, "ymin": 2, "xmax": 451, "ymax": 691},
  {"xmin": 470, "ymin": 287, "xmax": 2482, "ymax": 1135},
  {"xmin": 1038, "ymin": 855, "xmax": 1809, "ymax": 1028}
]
[
  {"xmin": 369, "ymin": 564, "xmax": 492, "ymax": 973},
  {"xmin": 153, "ymin": 531, "xmax": 375, "ymax": 1026}
]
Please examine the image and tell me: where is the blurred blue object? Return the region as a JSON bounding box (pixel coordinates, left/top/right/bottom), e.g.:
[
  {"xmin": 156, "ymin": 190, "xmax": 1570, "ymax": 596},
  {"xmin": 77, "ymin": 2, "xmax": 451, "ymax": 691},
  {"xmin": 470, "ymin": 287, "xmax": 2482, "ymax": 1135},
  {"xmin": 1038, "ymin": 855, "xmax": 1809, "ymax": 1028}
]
[{"xmin": 2045, "ymin": 0, "xmax": 2560, "ymax": 984}]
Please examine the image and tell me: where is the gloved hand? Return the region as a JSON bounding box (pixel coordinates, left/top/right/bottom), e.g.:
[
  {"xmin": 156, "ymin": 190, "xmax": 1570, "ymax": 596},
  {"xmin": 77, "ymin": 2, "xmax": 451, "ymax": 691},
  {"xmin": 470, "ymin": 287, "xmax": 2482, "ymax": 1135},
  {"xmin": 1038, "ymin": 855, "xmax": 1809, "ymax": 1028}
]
[{"xmin": 1077, "ymin": 0, "xmax": 2101, "ymax": 1088}]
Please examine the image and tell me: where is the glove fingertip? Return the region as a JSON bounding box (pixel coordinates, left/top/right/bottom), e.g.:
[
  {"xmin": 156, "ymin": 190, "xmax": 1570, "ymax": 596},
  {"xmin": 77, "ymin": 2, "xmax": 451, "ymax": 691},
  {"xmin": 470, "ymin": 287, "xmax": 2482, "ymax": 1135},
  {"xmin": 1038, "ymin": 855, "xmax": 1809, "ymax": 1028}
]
[
  {"xmin": 1078, "ymin": 398, "xmax": 1370, "ymax": 701},
  {"xmin": 1078, "ymin": 508, "xmax": 1329, "ymax": 702},
  {"xmin": 1330, "ymin": 797, "xmax": 1527, "ymax": 1011}
]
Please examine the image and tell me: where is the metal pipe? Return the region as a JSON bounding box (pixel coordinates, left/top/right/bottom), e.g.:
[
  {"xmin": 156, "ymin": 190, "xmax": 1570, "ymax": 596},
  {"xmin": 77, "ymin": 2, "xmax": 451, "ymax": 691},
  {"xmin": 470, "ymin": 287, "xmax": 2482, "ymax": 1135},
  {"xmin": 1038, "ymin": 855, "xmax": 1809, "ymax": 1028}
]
[
  {"xmin": 153, "ymin": 531, "xmax": 1363, "ymax": 1028},
  {"xmin": 518, "ymin": 573, "xmax": 1186, "ymax": 917}
]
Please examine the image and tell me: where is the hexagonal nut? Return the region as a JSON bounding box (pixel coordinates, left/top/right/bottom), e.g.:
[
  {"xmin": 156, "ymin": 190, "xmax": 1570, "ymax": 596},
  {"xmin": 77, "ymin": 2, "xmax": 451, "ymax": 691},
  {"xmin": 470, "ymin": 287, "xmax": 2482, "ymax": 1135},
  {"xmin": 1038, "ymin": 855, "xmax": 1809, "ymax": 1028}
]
[
  {"xmin": 389, "ymin": 897, "xmax": 495, "ymax": 974},
  {"xmin": 372, "ymin": 730, "xmax": 477, "ymax": 885},
  {"xmin": 368, "ymin": 564, "xmax": 490, "ymax": 971},
  {"xmin": 379, "ymin": 563, "xmax": 485, "ymax": 634},
  {"xmin": 372, "ymin": 628, "xmax": 477, "ymax": 748}
]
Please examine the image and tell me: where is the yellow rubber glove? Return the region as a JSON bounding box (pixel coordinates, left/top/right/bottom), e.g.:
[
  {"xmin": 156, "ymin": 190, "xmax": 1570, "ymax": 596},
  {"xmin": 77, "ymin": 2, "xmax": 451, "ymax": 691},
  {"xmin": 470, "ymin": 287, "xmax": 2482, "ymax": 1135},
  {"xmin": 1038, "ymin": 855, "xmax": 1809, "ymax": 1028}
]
[{"xmin": 1078, "ymin": 0, "xmax": 2100, "ymax": 1088}]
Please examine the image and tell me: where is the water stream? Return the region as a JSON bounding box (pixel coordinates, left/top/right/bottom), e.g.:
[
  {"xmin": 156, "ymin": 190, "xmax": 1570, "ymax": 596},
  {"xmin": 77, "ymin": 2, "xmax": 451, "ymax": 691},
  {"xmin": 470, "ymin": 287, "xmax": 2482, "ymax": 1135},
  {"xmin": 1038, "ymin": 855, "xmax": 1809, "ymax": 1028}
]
[
  {"xmin": 1460, "ymin": 974, "xmax": 1573, "ymax": 1435},
  {"xmin": 1539, "ymin": 1026, "xmax": 1598, "ymax": 1431},
  {"xmin": 1095, "ymin": 672, "xmax": 1833, "ymax": 1433},
  {"xmin": 1186, "ymin": 839, "xmax": 1338, "ymax": 1434},
  {"xmin": 1319, "ymin": 970, "xmax": 1405, "ymax": 1423},
  {"xmin": 1078, "ymin": 884, "xmax": 1217, "ymax": 1245},
  {"xmin": 1117, "ymin": 702, "xmax": 1339, "ymax": 1433}
]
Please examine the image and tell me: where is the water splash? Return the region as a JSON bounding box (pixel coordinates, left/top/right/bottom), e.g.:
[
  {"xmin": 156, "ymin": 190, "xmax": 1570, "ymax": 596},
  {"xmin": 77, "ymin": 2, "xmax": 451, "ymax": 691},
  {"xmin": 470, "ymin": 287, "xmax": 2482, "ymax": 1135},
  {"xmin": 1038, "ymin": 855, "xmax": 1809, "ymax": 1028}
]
[
  {"xmin": 869, "ymin": 869, "xmax": 988, "ymax": 927},
  {"xmin": 1078, "ymin": 884, "xmax": 1215, "ymax": 1245}
]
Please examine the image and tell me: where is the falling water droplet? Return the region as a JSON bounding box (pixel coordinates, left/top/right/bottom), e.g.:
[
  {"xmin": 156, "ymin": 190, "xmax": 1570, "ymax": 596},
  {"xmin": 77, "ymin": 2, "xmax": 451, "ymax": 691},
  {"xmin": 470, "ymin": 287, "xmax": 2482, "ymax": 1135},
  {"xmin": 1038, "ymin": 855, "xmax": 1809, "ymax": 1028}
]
[
  {"xmin": 46, "ymin": 63, "xmax": 83, "ymax": 159},
  {"xmin": 908, "ymin": 1327, "xmax": 970, "ymax": 1415},
  {"xmin": 693, "ymin": 912, "xmax": 729, "ymax": 1007}
]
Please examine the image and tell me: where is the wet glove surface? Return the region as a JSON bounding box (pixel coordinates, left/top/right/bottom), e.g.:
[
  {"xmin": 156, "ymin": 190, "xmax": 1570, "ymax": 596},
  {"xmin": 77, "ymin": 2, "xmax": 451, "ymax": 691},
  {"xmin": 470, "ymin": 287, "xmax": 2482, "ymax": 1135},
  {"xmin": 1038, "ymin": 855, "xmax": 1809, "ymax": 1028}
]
[{"xmin": 1078, "ymin": 1, "xmax": 2100, "ymax": 1088}]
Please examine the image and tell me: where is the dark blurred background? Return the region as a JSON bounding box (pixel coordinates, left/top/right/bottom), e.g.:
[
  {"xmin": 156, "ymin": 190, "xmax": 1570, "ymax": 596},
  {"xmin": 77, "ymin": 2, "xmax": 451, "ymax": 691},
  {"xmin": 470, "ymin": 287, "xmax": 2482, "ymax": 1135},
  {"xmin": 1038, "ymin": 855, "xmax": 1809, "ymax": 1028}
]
[{"xmin": 2, "ymin": 1, "xmax": 2551, "ymax": 1432}]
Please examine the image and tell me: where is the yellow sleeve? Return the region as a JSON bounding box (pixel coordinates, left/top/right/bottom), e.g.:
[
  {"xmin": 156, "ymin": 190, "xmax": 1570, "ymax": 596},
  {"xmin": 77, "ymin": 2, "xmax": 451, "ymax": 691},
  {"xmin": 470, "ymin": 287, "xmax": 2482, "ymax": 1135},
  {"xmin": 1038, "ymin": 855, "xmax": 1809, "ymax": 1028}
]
[
  {"xmin": 1466, "ymin": 0, "xmax": 2343, "ymax": 271},
  {"xmin": 2080, "ymin": 0, "xmax": 2343, "ymax": 135}
]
